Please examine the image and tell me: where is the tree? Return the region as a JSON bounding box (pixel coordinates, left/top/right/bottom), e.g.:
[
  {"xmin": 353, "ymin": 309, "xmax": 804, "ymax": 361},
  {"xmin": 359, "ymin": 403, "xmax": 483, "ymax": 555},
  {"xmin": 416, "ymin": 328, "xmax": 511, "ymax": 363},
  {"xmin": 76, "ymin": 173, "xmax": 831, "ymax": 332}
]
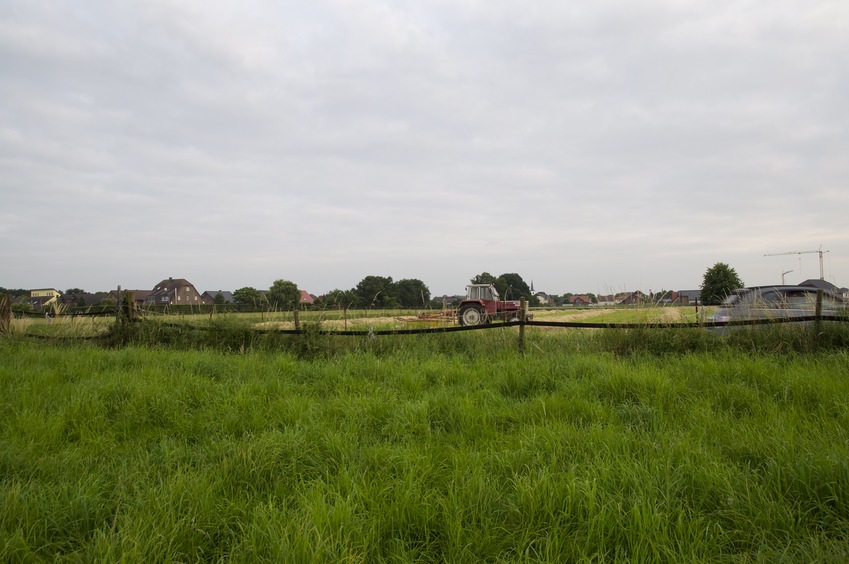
[
  {"xmin": 394, "ymin": 278, "xmax": 431, "ymax": 308},
  {"xmin": 495, "ymin": 273, "xmax": 531, "ymax": 301},
  {"xmin": 267, "ymin": 279, "xmax": 301, "ymax": 310},
  {"xmin": 471, "ymin": 272, "xmax": 497, "ymax": 285},
  {"xmin": 213, "ymin": 292, "xmax": 226, "ymax": 305},
  {"xmin": 700, "ymin": 263, "xmax": 744, "ymax": 305},
  {"xmin": 353, "ymin": 276, "xmax": 394, "ymax": 308},
  {"xmin": 319, "ymin": 289, "xmax": 357, "ymax": 309},
  {"xmin": 0, "ymin": 287, "xmax": 29, "ymax": 298},
  {"xmin": 233, "ymin": 287, "xmax": 264, "ymax": 307}
]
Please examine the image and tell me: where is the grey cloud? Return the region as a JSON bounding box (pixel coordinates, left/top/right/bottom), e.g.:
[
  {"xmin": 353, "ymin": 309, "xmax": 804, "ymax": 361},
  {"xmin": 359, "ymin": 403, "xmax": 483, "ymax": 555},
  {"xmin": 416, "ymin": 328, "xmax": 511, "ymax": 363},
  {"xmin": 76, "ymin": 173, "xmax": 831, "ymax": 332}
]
[{"xmin": 1, "ymin": 0, "xmax": 847, "ymax": 295}]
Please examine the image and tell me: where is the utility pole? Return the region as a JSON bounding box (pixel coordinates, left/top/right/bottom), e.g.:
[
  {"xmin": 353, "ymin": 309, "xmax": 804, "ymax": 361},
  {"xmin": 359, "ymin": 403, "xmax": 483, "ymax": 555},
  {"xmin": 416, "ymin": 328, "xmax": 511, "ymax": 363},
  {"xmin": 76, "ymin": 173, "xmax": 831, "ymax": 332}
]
[
  {"xmin": 764, "ymin": 246, "xmax": 829, "ymax": 281},
  {"xmin": 781, "ymin": 269, "xmax": 793, "ymax": 284}
]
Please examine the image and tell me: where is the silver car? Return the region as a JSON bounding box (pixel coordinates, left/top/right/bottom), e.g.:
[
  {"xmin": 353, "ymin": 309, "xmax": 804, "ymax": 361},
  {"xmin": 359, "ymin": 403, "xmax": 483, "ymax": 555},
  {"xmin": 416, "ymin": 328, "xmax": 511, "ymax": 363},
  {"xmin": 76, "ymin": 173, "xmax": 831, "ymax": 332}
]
[{"xmin": 709, "ymin": 285, "xmax": 847, "ymax": 326}]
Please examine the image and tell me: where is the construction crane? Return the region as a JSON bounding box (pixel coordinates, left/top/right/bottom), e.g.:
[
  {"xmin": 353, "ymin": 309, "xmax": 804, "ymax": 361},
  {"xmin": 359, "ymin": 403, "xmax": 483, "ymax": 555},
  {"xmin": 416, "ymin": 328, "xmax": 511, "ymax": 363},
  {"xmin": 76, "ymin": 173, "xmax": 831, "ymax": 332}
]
[{"xmin": 764, "ymin": 246, "xmax": 829, "ymax": 280}]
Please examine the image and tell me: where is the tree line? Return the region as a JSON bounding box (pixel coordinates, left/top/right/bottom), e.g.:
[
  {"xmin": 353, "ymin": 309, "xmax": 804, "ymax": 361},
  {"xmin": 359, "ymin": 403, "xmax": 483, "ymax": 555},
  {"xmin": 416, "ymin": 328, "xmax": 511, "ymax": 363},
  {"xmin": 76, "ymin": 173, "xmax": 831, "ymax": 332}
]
[
  {"xmin": 236, "ymin": 272, "xmax": 538, "ymax": 310},
  {"xmin": 2, "ymin": 262, "xmax": 749, "ymax": 312},
  {"xmin": 232, "ymin": 276, "xmax": 433, "ymax": 310}
]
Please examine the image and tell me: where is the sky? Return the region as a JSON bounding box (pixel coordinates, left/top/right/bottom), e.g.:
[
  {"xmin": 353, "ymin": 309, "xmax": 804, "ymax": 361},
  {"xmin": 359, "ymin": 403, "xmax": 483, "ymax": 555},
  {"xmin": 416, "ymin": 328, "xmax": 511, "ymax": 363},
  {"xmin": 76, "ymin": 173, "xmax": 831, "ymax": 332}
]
[{"xmin": 2, "ymin": 0, "xmax": 847, "ymax": 298}]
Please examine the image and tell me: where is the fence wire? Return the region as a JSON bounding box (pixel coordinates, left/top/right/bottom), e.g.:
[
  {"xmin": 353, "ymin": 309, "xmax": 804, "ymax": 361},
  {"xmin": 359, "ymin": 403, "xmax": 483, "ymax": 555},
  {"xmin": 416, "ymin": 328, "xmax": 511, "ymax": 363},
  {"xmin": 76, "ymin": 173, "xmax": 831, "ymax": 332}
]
[{"xmin": 6, "ymin": 312, "xmax": 848, "ymax": 343}]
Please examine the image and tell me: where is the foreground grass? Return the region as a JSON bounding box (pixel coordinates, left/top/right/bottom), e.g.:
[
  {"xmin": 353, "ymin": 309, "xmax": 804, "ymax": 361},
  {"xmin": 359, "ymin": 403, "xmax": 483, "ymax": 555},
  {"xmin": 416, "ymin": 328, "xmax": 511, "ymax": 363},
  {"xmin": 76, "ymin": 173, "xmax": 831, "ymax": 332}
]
[{"xmin": 1, "ymin": 337, "xmax": 848, "ymax": 562}]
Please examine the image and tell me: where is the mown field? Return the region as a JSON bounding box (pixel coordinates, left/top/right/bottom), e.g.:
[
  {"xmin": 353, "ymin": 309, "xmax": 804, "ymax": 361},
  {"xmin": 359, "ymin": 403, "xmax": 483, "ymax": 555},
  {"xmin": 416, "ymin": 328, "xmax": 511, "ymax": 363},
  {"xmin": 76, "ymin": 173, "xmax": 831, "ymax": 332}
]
[
  {"xmin": 2, "ymin": 324, "xmax": 848, "ymax": 562},
  {"xmin": 11, "ymin": 305, "xmax": 710, "ymax": 339}
]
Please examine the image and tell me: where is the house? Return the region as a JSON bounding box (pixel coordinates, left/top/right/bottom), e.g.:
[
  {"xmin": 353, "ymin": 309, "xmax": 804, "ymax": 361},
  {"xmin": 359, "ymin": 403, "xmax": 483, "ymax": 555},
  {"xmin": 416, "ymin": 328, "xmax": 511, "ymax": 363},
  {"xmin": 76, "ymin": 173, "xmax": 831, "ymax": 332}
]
[
  {"xmin": 109, "ymin": 290, "xmax": 151, "ymax": 308},
  {"xmin": 145, "ymin": 278, "xmax": 202, "ymax": 306},
  {"xmin": 569, "ymin": 295, "xmax": 593, "ymax": 306},
  {"xmin": 596, "ymin": 294, "xmax": 617, "ymax": 306},
  {"xmin": 201, "ymin": 290, "xmax": 235, "ymax": 304},
  {"xmin": 529, "ymin": 281, "xmax": 551, "ymax": 305},
  {"xmin": 299, "ymin": 290, "xmax": 315, "ymax": 306},
  {"xmin": 617, "ymin": 291, "xmax": 646, "ymax": 305},
  {"xmin": 60, "ymin": 291, "xmax": 112, "ymax": 307},
  {"xmin": 673, "ymin": 290, "xmax": 701, "ymax": 304},
  {"xmin": 29, "ymin": 288, "xmax": 61, "ymax": 311},
  {"xmin": 533, "ymin": 292, "xmax": 551, "ymax": 305}
]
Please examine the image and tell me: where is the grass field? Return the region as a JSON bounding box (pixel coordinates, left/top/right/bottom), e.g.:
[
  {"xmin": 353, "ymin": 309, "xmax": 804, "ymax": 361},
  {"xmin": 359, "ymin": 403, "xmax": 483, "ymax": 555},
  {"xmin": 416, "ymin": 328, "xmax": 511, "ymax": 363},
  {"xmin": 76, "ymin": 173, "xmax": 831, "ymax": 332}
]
[{"xmin": 2, "ymin": 326, "xmax": 848, "ymax": 561}]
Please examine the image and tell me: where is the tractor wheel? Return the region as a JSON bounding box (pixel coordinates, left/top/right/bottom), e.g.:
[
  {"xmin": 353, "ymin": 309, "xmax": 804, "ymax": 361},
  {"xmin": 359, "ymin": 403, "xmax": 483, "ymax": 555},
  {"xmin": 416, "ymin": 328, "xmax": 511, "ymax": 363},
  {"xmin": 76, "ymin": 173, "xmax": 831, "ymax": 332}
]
[{"xmin": 459, "ymin": 305, "xmax": 484, "ymax": 326}]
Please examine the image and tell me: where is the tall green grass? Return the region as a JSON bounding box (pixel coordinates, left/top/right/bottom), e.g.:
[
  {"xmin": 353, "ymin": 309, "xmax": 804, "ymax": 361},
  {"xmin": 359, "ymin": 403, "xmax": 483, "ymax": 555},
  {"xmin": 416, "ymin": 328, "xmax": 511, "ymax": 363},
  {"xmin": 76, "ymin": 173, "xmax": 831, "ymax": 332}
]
[{"xmin": 2, "ymin": 337, "xmax": 848, "ymax": 561}]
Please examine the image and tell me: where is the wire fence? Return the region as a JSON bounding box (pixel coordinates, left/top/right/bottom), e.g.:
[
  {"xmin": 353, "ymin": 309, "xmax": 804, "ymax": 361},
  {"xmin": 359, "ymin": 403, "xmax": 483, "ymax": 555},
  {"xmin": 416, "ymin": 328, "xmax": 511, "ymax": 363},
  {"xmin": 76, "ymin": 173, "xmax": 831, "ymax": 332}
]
[{"xmin": 3, "ymin": 292, "xmax": 847, "ymax": 347}]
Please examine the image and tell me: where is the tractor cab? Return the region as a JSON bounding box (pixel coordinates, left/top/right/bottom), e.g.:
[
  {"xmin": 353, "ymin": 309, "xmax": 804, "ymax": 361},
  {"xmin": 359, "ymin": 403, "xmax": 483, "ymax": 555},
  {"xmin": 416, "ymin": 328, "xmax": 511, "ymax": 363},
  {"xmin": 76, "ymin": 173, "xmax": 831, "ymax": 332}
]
[{"xmin": 466, "ymin": 284, "xmax": 499, "ymax": 301}]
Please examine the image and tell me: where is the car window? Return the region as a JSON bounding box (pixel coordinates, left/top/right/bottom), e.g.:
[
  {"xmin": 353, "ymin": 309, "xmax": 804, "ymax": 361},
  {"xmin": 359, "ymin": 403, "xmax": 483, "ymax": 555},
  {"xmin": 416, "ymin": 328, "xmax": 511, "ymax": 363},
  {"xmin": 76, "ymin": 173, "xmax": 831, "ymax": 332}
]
[{"xmin": 784, "ymin": 291, "xmax": 814, "ymax": 306}]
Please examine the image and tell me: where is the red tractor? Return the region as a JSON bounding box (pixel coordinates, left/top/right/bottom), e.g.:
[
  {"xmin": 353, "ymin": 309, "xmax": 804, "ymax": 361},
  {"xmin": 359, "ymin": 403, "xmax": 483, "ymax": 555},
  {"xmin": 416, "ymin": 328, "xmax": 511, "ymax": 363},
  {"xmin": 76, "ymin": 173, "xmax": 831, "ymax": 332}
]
[{"xmin": 457, "ymin": 284, "xmax": 530, "ymax": 326}]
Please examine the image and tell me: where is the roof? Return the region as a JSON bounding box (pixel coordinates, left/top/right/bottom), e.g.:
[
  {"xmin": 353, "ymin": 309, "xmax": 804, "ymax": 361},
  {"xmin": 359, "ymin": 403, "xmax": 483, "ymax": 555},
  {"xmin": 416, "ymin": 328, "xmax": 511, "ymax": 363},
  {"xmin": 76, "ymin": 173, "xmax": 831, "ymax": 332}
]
[
  {"xmin": 111, "ymin": 290, "xmax": 151, "ymax": 299},
  {"xmin": 60, "ymin": 292, "xmax": 111, "ymax": 306},
  {"xmin": 299, "ymin": 290, "xmax": 315, "ymax": 305},
  {"xmin": 146, "ymin": 278, "xmax": 198, "ymax": 303},
  {"xmin": 202, "ymin": 290, "xmax": 235, "ymax": 303},
  {"xmin": 151, "ymin": 278, "xmax": 193, "ymax": 291}
]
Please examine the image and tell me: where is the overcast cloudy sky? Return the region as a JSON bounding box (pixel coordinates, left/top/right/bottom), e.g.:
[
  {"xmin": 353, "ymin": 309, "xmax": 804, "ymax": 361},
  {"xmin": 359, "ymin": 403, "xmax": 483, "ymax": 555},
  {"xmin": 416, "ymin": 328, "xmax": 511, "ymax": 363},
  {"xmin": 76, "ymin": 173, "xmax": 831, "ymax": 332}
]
[{"xmin": 2, "ymin": 0, "xmax": 847, "ymax": 297}]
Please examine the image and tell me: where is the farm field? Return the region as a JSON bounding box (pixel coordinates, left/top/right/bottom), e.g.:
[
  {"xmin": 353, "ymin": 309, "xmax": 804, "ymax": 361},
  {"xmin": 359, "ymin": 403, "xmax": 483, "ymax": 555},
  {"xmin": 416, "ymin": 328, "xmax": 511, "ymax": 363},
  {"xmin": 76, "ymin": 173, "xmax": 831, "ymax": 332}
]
[
  {"xmin": 2, "ymin": 329, "xmax": 848, "ymax": 562},
  {"xmin": 12, "ymin": 305, "xmax": 710, "ymax": 338}
]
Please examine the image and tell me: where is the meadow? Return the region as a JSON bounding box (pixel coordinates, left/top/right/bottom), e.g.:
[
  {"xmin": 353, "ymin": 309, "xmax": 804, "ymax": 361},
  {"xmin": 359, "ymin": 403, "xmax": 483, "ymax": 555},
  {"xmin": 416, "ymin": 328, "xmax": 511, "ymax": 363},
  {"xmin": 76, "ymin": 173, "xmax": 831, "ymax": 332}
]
[{"xmin": 2, "ymin": 321, "xmax": 848, "ymax": 562}]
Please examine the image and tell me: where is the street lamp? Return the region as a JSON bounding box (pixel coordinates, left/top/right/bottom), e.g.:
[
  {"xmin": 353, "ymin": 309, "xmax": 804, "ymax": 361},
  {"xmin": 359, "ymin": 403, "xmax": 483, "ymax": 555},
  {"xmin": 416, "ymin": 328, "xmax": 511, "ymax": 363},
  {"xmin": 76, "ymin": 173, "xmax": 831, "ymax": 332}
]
[{"xmin": 781, "ymin": 269, "xmax": 794, "ymax": 285}]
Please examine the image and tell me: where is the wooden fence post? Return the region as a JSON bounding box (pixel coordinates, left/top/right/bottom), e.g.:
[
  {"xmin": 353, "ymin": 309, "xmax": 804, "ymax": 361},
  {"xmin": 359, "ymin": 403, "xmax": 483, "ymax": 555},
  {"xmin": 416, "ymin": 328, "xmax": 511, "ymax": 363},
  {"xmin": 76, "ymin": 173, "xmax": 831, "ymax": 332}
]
[
  {"xmin": 122, "ymin": 291, "xmax": 136, "ymax": 321},
  {"xmin": 0, "ymin": 294, "xmax": 10, "ymax": 337},
  {"xmin": 814, "ymin": 289, "xmax": 823, "ymax": 337},
  {"xmin": 518, "ymin": 298, "xmax": 527, "ymax": 354},
  {"xmin": 294, "ymin": 309, "xmax": 301, "ymax": 332}
]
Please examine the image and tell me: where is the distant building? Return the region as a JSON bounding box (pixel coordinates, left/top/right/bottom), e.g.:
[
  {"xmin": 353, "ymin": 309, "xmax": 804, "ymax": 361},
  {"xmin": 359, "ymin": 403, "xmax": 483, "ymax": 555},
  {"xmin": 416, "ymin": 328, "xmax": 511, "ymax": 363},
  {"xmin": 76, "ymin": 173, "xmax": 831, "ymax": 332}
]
[
  {"xmin": 299, "ymin": 290, "xmax": 315, "ymax": 306},
  {"xmin": 145, "ymin": 277, "xmax": 202, "ymax": 306},
  {"xmin": 673, "ymin": 290, "xmax": 701, "ymax": 304},
  {"xmin": 201, "ymin": 290, "xmax": 235, "ymax": 304},
  {"xmin": 569, "ymin": 295, "xmax": 593, "ymax": 306},
  {"xmin": 110, "ymin": 290, "xmax": 151, "ymax": 308},
  {"xmin": 534, "ymin": 292, "xmax": 551, "ymax": 305},
  {"xmin": 617, "ymin": 291, "xmax": 646, "ymax": 305},
  {"xmin": 60, "ymin": 291, "xmax": 112, "ymax": 307},
  {"xmin": 29, "ymin": 288, "xmax": 61, "ymax": 311},
  {"xmin": 530, "ymin": 281, "xmax": 551, "ymax": 305}
]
